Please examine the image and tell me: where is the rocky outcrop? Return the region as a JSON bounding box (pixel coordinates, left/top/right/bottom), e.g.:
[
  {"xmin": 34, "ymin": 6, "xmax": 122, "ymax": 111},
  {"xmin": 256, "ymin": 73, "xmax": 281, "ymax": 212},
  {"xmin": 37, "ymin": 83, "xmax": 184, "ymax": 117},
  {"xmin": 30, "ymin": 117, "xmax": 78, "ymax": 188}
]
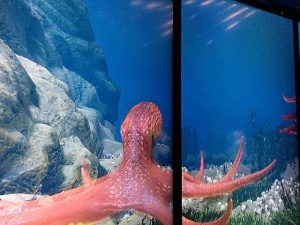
[
  {"xmin": 0, "ymin": 39, "xmax": 105, "ymax": 194},
  {"xmin": 0, "ymin": 0, "xmax": 120, "ymax": 122},
  {"xmin": 0, "ymin": 39, "xmax": 41, "ymax": 194},
  {"xmin": 0, "ymin": 0, "xmax": 122, "ymax": 194}
]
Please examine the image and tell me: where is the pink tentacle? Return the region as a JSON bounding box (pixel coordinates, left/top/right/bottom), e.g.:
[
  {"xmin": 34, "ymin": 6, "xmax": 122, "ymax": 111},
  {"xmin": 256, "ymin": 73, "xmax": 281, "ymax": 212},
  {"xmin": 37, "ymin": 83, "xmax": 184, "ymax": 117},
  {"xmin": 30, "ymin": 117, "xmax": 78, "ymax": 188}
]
[
  {"xmin": 279, "ymin": 124, "xmax": 297, "ymax": 136},
  {"xmin": 183, "ymin": 160, "xmax": 276, "ymax": 199},
  {"xmin": 283, "ymin": 95, "xmax": 296, "ymax": 103},
  {"xmin": 282, "ymin": 112, "xmax": 297, "ymax": 121},
  {"xmin": 81, "ymin": 161, "xmax": 92, "ymax": 185},
  {"xmin": 219, "ymin": 137, "xmax": 244, "ymax": 182},
  {"xmin": 195, "ymin": 151, "xmax": 204, "ymax": 181}
]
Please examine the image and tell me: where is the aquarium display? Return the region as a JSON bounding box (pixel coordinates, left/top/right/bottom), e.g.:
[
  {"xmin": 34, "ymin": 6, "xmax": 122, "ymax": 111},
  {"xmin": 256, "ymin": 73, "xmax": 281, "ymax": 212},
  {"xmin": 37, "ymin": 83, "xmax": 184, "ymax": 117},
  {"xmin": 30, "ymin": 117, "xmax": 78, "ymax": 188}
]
[
  {"xmin": 182, "ymin": 0, "xmax": 299, "ymax": 224},
  {"xmin": 84, "ymin": 0, "xmax": 173, "ymax": 167},
  {"xmin": 0, "ymin": 0, "xmax": 172, "ymax": 224}
]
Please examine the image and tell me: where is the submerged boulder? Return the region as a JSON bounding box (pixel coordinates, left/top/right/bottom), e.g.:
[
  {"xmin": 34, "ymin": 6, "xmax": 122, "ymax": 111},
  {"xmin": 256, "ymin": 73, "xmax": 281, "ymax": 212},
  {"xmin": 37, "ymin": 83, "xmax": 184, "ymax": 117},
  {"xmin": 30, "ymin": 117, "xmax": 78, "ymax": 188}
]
[
  {"xmin": 0, "ymin": 0, "xmax": 120, "ymax": 123},
  {"xmin": 0, "ymin": 0, "xmax": 122, "ymax": 194},
  {"xmin": 0, "ymin": 40, "xmax": 121, "ymax": 195}
]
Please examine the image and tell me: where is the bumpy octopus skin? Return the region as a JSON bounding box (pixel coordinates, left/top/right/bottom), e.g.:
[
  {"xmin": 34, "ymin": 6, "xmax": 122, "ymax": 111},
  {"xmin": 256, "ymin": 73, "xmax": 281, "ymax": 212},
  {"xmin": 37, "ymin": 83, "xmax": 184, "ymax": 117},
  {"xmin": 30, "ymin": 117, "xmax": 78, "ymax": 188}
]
[
  {"xmin": 182, "ymin": 137, "xmax": 276, "ymax": 225},
  {"xmin": 279, "ymin": 95, "xmax": 297, "ymax": 136},
  {"xmin": 0, "ymin": 102, "xmax": 172, "ymax": 225}
]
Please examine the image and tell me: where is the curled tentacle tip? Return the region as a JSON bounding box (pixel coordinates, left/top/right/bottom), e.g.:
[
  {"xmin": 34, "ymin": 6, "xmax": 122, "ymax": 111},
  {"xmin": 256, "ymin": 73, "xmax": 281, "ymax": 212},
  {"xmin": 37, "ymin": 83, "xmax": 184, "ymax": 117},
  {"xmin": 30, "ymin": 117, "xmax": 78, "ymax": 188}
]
[
  {"xmin": 270, "ymin": 159, "xmax": 277, "ymax": 166},
  {"xmin": 80, "ymin": 160, "xmax": 92, "ymax": 185}
]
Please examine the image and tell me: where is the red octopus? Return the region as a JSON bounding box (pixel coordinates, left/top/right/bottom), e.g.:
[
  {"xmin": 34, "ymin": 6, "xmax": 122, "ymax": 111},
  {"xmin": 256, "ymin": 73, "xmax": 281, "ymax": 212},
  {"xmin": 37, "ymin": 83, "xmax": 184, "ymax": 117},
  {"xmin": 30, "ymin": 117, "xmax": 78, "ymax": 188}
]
[
  {"xmin": 0, "ymin": 102, "xmax": 276, "ymax": 225},
  {"xmin": 0, "ymin": 102, "xmax": 172, "ymax": 225},
  {"xmin": 182, "ymin": 137, "xmax": 276, "ymax": 225},
  {"xmin": 279, "ymin": 95, "xmax": 297, "ymax": 136}
]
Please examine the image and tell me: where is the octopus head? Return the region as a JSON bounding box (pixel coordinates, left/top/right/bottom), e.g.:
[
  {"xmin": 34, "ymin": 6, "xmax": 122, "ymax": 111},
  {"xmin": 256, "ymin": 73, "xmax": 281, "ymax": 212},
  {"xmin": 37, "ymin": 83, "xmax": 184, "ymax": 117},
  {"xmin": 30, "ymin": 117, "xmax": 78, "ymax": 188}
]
[{"xmin": 121, "ymin": 102, "xmax": 163, "ymax": 145}]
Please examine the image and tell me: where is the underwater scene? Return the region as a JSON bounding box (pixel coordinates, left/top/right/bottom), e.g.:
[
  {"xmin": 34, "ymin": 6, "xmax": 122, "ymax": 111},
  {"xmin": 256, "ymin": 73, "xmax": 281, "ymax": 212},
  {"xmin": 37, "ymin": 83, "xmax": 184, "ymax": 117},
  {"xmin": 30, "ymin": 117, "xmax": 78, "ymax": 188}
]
[
  {"xmin": 182, "ymin": 0, "xmax": 299, "ymax": 224},
  {"xmin": 0, "ymin": 1, "xmax": 172, "ymax": 225}
]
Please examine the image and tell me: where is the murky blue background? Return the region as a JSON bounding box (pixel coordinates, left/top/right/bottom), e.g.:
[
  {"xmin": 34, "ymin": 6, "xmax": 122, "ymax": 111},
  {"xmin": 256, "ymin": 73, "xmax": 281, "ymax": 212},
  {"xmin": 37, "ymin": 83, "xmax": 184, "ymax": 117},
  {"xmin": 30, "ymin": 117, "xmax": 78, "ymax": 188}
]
[
  {"xmin": 182, "ymin": 0, "xmax": 297, "ymax": 166},
  {"xmin": 84, "ymin": 0, "xmax": 173, "ymax": 141}
]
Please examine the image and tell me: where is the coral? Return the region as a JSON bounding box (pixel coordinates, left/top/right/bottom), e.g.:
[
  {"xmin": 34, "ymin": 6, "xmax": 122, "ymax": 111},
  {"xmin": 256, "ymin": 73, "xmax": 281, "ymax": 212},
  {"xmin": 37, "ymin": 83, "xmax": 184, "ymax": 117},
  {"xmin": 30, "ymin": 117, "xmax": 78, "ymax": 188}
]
[
  {"xmin": 234, "ymin": 178, "xmax": 300, "ymax": 217},
  {"xmin": 182, "ymin": 137, "xmax": 276, "ymax": 225}
]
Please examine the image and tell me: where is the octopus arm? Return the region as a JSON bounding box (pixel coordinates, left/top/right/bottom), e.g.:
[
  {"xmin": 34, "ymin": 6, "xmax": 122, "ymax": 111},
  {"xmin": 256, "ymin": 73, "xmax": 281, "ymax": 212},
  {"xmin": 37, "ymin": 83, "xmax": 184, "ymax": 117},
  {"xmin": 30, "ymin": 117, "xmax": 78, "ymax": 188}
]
[
  {"xmin": 283, "ymin": 95, "xmax": 296, "ymax": 103},
  {"xmin": 183, "ymin": 160, "xmax": 276, "ymax": 199},
  {"xmin": 0, "ymin": 165, "xmax": 116, "ymax": 225},
  {"xmin": 183, "ymin": 199, "xmax": 233, "ymax": 225},
  {"xmin": 279, "ymin": 123, "xmax": 297, "ymax": 136},
  {"xmin": 182, "ymin": 138, "xmax": 276, "ymax": 198},
  {"xmin": 195, "ymin": 151, "xmax": 205, "ymax": 181},
  {"xmin": 218, "ymin": 138, "xmax": 244, "ymax": 182},
  {"xmin": 282, "ymin": 112, "xmax": 297, "ymax": 121}
]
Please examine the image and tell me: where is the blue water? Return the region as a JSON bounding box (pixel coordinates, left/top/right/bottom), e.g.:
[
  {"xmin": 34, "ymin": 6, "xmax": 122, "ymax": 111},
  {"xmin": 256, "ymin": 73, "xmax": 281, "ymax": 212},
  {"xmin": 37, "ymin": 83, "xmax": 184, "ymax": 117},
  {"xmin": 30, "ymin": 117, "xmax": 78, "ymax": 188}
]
[
  {"xmin": 182, "ymin": 0, "xmax": 296, "ymax": 163},
  {"xmin": 84, "ymin": 0, "xmax": 173, "ymax": 141}
]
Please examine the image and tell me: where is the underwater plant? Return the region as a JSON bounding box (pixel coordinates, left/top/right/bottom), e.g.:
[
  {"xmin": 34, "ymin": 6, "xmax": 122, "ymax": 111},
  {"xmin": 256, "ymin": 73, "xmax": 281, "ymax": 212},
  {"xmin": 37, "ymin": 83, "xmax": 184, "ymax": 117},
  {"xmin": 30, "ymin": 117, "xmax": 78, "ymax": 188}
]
[
  {"xmin": 247, "ymin": 125, "xmax": 296, "ymax": 178},
  {"xmin": 184, "ymin": 201, "xmax": 300, "ymax": 225},
  {"xmin": 0, "ymin": 102, "xmax": 173, "ymax": 225},
  {"xmin": 182, "ymin": 137, "xmax": 276, "ymax": 225}
]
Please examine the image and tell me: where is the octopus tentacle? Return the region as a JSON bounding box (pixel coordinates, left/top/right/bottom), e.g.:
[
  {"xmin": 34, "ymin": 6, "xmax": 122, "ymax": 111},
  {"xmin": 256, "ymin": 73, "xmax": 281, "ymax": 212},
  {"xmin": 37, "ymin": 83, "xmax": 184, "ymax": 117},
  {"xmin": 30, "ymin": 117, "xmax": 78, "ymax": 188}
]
[
  {"xmin": 183, "ymin": 141, "xmax": 276, "ymax": 198},
  {"xmin": 283, "ymin": 95, "xmax": 296, "ymax": 103},
  {"xmin": 183, "ymin": 171, "xmax": 197, "ymax": 183},
  {"xmin": 279, "ymin": 123, "xmax": 297, "ymax": 136},
  {"xmin": 195, "ymin": 151, "xmax": 205, "ymax": 181},
  {"xmin": 282, "ymin": 112, "xmax": 297, "ymax": 121},
  {"xmin": 219, "ymin": 138, "xmax": 244, "ymax": 182},
  {"xmin": 0, "ymin": 102, "xmax": 172, "ymax": 225},
  {"xmin": 81, "ymin": 161, "xmax": 93, "ymax": 185},
  {"xmin": 182, "ymin": 137, "xmax": 276, "ymax": 225},
  {"xmin": 191, "ymin": 160, "xmax": 275, "ymax": 198},
  {"xmin": 183, "ymin": 199, "xmax": 233, "ymax": 225},
  {"xmin": 280, "ymin": 95, "xmax": 297, "ymax": 136}
]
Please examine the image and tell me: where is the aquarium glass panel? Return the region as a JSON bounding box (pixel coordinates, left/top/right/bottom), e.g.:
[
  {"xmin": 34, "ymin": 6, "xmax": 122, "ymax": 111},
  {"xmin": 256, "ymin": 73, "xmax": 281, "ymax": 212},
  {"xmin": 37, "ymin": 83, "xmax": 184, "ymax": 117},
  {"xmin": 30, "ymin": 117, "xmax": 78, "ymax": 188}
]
[{"xmin": 182, "ymin": 0, "xmax": 299, "ymax": 223}]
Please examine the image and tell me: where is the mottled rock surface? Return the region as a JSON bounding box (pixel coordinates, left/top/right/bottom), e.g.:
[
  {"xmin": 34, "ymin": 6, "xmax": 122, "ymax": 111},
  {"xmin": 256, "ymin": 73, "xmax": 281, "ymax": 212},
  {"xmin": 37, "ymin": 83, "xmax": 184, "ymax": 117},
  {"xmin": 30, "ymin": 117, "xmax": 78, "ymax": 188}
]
[
  {"xmin": 0, "ymin": 42, "xmax": 106, "ymax": 194},
  {"xmin": 0, "ymin": 0, "xmax": 123, "ymax": 195},
  {"xmin": 0, "ymin": 0, "xmax": 120, "ymax": 122}
]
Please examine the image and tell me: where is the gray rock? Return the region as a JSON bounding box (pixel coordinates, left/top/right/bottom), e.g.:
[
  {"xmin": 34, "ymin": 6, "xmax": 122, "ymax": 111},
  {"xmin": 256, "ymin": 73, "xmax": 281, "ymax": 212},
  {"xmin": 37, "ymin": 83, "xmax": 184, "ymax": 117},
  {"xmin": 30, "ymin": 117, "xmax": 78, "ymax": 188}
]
[
  {"xmin": 98, "ymin": 158, "xmax": 122, "ymax": 176},
  {"xmin": 0, "ymin": 0, "xmax": 120, "ymax": 122},
  {"xmin": 17, "ymin": 55, "xmax": 103, "ymax": 194},
  {"xmin": 0, "ymin": 39, "xmax": 41, "ymax": 194},
  {"xmin": 50, "ymin": 67, "xmax": 106, "ymax": 113},
  {"xmin": 0, "ymin": 194, "xmax": 45, "ymax": 206},
  {"xmin": 77, "ymin": 106, "xmax": 115, "ymax": 141},
  {"xmin": 102, "ymin": 139, "xmax": 123, "ymax": 156},
  {"xmin": 0, "ymin": 42, "xmax": 103, "ymax": 194},
  {"xmin": 60, "ymin": 135, "xmax": 98, "ymax": 190},
  {"xmin": 105, "ymin": 120, "xmax": 117, "ymax": 137},
  {"xmin": 0, "ymin": 0, "xmax": 122, "ymax": 197}
]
